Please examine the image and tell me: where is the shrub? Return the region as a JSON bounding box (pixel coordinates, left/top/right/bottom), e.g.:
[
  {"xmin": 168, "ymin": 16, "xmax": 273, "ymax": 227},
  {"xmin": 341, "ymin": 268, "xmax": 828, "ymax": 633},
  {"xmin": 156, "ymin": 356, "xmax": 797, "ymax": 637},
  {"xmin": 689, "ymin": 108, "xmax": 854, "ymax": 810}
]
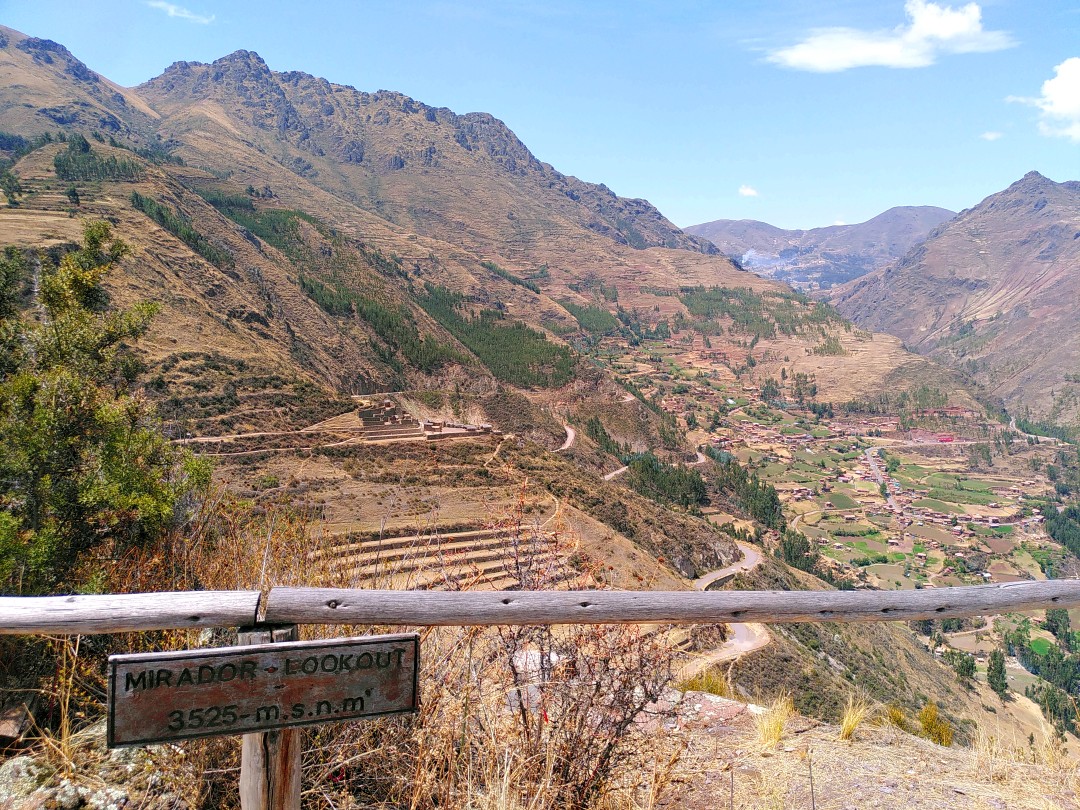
[
  {"xmin": 918, "ymin": 702, "xmax": 953, "ymax": 746},
  {"xmin": 838, "ymin": 694, "xmax": 870, "ymax": 741},
  {"xmin": 884, "ymin": 703, "xmax": 909, "ymax": 732}
]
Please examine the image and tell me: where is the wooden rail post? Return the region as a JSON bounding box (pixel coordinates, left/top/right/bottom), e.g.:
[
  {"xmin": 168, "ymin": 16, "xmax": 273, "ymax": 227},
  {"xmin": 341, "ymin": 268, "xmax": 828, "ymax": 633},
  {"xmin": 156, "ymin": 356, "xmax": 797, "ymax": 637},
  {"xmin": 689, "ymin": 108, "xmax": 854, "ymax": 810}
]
[{"xmin": 238, "ymin": 625, "xmax": 301, "ymax": 810}]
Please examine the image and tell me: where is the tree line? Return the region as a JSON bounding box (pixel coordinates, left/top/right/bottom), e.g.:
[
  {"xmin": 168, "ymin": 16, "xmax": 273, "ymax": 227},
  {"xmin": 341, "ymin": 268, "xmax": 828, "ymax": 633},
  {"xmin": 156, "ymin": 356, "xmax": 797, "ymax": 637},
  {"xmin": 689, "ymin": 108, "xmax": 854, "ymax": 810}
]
[
  {"xmin": 298, "ymin": 274, "xmax": 458, "ymax": 374},
  {"xmin": 54, "ymin": 134, "xmax": 141, "ymax": 182},
  {"xmin": 702, "ymin": 445, "xmax": 785, "ymax": 530},
  {"xmin": 418, "ymin": 283, "xmax": 574, "ymax": 388},
  {"xmin": 130, "ymin": 192, "xmax": 233, "ymax": 269},
  {"xmin": 624, "ymin": 452, "xmax": 707, "ymax": 510},
  {"xmin": 1006, "ymin": 612, "xmax": 1080, "ymax": 732}
]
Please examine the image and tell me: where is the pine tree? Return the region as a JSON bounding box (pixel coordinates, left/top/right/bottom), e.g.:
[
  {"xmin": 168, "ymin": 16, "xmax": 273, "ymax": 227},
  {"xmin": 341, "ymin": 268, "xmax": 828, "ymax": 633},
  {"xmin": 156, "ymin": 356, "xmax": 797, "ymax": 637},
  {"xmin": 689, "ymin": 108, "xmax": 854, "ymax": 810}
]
[{"xmin": 988, "ymin": 649, "xmax": 1009, "ymax": 698}]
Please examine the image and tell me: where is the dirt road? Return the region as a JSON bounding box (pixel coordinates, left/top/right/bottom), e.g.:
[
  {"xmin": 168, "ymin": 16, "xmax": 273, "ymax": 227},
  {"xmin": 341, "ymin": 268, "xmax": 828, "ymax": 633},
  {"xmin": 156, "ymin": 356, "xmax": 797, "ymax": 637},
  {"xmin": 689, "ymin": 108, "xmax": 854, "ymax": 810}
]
[
  {"xmin": 865, "ymin": 447, "xmax": 900, "ymax": 512},
  {"xmin": 679, "ymin": 541, "xmax": 771, "ymax": 680},
  {"xmin": 556, "ymin": 425, "xmax": 576, "ymax": 452}
]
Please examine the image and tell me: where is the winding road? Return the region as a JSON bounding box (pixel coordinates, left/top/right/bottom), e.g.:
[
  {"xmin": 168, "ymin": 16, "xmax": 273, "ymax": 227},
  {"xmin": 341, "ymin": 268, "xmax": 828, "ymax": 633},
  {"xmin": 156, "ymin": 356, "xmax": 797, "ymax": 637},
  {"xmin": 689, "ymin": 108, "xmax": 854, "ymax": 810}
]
[
  {"xmin": 679, "ymin": 541, "xmax": 772, "ymax": 680},
  {"xmin": 694, "ymin": 541, "xmax": 761, "ymax": 590},
  {"xmin": 556, "ymin": 425, "xmax": 576, "ymax": 452},
  {"xmin": 603, "ymin": 464, "xmax": 629, "ymax": 481}
]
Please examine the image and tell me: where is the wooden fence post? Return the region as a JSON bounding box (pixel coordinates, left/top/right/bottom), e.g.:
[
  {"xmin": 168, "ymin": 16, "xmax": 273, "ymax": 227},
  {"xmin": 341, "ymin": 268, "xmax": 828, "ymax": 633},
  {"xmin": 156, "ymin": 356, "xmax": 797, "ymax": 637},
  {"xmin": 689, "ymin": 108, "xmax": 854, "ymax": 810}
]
[{"xmin": 238, "ymin": 625, "xmax": 301, "ymax": 810}]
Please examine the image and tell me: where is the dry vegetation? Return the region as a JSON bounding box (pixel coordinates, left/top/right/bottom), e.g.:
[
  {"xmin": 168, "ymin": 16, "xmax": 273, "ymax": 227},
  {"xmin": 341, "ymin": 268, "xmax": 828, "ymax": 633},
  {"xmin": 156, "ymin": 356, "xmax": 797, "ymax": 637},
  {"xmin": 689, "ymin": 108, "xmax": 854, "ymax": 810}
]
[{"xmin": 4, "ymin": 492, "xmax": 689, "ymax": 810}]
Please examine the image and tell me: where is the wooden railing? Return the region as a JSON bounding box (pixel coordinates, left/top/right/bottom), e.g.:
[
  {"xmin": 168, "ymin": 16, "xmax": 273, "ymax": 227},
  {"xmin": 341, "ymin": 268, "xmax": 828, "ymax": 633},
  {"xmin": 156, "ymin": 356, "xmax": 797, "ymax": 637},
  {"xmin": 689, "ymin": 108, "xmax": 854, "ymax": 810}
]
[
  {"xmin": 2, "ymin": 579, "xmax": 1077, "ymax": 634},
  {"xmin": 4, "ymin": 579, "xmax": 1077, "ymax": 810}
]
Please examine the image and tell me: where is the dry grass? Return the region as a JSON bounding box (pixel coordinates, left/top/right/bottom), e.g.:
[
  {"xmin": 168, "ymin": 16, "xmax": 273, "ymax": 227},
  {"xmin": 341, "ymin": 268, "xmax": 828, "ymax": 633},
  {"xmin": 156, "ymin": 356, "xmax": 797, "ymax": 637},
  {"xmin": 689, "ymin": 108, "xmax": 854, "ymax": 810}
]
[
  {"xmin": 971, "ymin": 725, "xmax": 1008, "ymax": 783},
  {"xmin": 665, "ymin": 709, "xmax": 1080, "ymax": 810},
  {"xmin": 837, "ymin": 694, "xmax": 870, "ymax": 742},
  {"xmin": 78, "ymin": 489, "xmax": 680, "ymax": 810},
  {"xmin": 754, "ymin": 692, "xmax": 794, "ymax": 749},
  {"xmin": 678, "ymin": 666, "xmax": 732, "ymax": 698}
]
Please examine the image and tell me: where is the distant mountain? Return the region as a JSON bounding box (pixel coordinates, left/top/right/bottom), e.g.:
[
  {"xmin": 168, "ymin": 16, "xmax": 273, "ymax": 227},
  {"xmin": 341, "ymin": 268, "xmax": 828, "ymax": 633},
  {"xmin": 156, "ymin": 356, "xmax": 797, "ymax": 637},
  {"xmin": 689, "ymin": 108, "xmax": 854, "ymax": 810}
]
[
  {"xmin": 686, "ymin": 206, "xmax": 955, "ymax": 289},
  {"xmin": 832, "ymin": 172, "xmax": 1080, "ymax": 427}
]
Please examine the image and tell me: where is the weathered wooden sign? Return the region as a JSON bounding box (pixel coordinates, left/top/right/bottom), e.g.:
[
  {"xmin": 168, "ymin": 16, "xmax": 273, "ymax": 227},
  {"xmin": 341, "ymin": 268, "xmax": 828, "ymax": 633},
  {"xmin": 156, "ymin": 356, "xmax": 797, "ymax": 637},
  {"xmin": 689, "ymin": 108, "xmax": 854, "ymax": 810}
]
[{"xmin": 108, "ymin": 633, "xmax": 419, "ymax": 747}]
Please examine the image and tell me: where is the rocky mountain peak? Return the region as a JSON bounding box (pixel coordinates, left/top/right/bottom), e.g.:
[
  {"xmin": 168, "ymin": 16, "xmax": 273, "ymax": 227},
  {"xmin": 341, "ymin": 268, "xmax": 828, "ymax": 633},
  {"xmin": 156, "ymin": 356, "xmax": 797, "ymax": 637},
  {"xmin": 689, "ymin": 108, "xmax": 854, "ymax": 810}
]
[
  {"xmin": 0, "ymin": 25, "xmax": 98, "ymax": 85},
  {"xmin": 978, "ymin": 171, "xmax": 1077, "ymax": 219},
  {"xmin": 138, "ymin": 48, "xmax": 716, "ymax": 254}
]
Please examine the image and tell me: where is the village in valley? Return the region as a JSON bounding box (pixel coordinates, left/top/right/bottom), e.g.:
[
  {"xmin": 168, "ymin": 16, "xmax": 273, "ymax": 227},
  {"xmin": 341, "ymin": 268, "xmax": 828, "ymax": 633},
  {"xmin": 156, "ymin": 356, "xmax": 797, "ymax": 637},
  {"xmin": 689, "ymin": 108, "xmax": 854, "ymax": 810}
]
[{"xmin": 572, "ymin": 301, "xmax": 1075, "ymax": 684}]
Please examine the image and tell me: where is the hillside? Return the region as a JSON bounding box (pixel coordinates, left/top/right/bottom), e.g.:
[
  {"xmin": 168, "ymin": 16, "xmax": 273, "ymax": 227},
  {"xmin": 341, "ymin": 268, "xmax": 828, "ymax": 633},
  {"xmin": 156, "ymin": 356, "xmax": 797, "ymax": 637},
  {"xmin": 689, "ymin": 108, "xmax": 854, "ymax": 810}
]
[
  {"xmin": 0, "ymin": 24, "xmax": 981, "ymax": 422},
  {"xmin": 687, "ymin": 206, "xmax": 954, "ymax": 290},
  {"xmin": 832, "ymin": 172, "xmax": 1080, "ymax": 429}
]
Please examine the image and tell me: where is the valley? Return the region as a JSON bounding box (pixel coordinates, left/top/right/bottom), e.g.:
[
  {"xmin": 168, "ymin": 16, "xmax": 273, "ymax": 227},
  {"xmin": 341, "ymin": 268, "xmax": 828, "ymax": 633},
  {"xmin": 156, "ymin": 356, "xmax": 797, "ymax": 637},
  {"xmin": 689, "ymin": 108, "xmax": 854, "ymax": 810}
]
[
  {"xmin": 686, "ymin": 206, "xmax": 955, "ymax": 290},
  {"xmin": 832, "ymin": 172, "xmax": 1080, "ymax": 430},
  {"xmin": 1, "ymin": 20, "xmax": 1080, "ymax": 810}
]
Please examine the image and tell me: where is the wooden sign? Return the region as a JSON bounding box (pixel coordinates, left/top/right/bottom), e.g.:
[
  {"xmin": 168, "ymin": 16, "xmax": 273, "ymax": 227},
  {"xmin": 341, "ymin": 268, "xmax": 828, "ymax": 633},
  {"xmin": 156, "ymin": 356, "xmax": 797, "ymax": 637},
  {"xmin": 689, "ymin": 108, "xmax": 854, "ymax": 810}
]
[{"xmin": 108, "ymin": 633, "xmax": 418, "ymax": 747}]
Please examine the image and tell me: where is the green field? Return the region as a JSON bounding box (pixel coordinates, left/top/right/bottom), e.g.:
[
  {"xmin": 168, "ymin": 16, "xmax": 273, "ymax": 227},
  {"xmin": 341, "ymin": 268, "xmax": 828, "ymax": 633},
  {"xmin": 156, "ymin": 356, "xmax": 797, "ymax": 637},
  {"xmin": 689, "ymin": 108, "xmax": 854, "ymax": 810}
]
[
  {"xmin": 823, "ymin": 492, "xmax": 859, "ymax": 510},
  {"xmin": 973, "ymin": 525, "xmax": 1014, "ymax": 537},
  {"xmin": 911, "ymin": 498, "xmax": 966, "ymax": 514},
  {"xmin": 926, "ymin": 473, "xmax": 995, "ymax": 491},
  {"xmin": 1030, "ymin": 637, "xmax": 1053, "ymax": 656},
  {"xmin": 927, "ymin": 488, "xmax": 997, "ymax": 505}
]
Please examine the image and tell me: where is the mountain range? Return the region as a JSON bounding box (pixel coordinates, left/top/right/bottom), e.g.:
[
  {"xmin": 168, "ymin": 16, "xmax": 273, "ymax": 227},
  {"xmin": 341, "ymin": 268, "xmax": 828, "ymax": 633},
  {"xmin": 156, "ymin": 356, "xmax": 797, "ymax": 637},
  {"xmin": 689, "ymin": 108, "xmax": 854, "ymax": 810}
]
[
  {"xmin": 0, "ymin": 23, "xmax": 963, "ymax": 424},
  {"xmin": 1, "ymin": 23, "xmax": 1072, "ymax": 776},
  {"xmin": 686, "ymin": 206, "xmax": 955, "ymax": 290}
]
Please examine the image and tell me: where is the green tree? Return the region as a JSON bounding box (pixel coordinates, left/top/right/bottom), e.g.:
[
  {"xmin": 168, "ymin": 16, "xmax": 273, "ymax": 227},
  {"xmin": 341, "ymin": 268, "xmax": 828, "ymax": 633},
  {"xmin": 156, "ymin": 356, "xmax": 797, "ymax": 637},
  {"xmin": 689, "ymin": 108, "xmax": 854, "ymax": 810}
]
[
  {"xmin": 988, "ymin": 649, "xmax": 1009, "ymax": 698},
  {"xmin": 944, "ymin": 649, "xmax": 976, "ymax": 680},
  {"xmin": 1045, "ymin": 608, "xmax": 1073, "ymax": 649},
  {"xmin": 777, "ymin": 529, "xmax": 818, "ymax": 572},
  {"xmin": 761, "ymin": 377, "xmax": 780, "ymax": 401},
  {"xmin": 0, "ymin": 221, "xmax": 207, "ymax": 593}
]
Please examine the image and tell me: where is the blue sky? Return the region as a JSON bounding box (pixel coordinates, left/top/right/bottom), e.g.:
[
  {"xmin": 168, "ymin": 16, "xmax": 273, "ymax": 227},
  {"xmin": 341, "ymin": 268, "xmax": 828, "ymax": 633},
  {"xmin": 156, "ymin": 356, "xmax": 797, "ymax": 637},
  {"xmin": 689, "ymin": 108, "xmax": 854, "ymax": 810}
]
[{"xmin": 2, "ymin": 0, "xmax": 1077, "ymax": 229}]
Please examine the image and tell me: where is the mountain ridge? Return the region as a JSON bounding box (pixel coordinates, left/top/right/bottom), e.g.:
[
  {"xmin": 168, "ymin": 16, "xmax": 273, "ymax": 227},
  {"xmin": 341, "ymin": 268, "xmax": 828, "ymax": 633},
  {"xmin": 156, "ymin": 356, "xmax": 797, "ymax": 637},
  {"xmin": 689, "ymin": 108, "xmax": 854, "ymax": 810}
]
[
  {"xmin": 137, "ymin": 47, "xmax": 718, "ymax": 258},
  {"xmin": 0, "ymin": 24, "xmax": 983, "ymax": 421},
  {"xmin": 686, "ymin": 205, "xmax": 955, "ymax": 289}
]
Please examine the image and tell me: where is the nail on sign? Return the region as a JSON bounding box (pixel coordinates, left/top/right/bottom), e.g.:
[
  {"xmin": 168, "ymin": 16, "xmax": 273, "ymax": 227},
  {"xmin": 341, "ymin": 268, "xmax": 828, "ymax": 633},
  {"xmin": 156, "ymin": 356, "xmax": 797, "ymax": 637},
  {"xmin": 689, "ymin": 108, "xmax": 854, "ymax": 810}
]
[{"xmin": 107, "ymin": 633, "xmax": 419, "ymax": 747}]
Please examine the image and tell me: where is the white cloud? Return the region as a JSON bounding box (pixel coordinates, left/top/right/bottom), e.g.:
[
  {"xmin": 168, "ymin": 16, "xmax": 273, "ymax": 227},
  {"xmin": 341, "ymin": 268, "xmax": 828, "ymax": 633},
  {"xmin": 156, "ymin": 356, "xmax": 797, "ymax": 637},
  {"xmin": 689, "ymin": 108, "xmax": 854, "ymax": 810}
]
[
  {"xmin": 833, "ymin": 220, "xmax": 847, "ymax": 226},
  {"xmin": 738, "ymin": 185, "xmax": 759, "ymax": 197},
  {"xmin": 146, "ymin": 1, "xmax": 215, "ymax": 24},
  {"xmin": 979, "ymin": 131, "xmax": 1003, "ymax": 141},
  {"xmin": 768, "ymin": 0, "xmax": 1014, "ymax": 72},
  {"xmin": 1012, "ymin": 58, "xmax": 1080, "ymax": 142}
]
